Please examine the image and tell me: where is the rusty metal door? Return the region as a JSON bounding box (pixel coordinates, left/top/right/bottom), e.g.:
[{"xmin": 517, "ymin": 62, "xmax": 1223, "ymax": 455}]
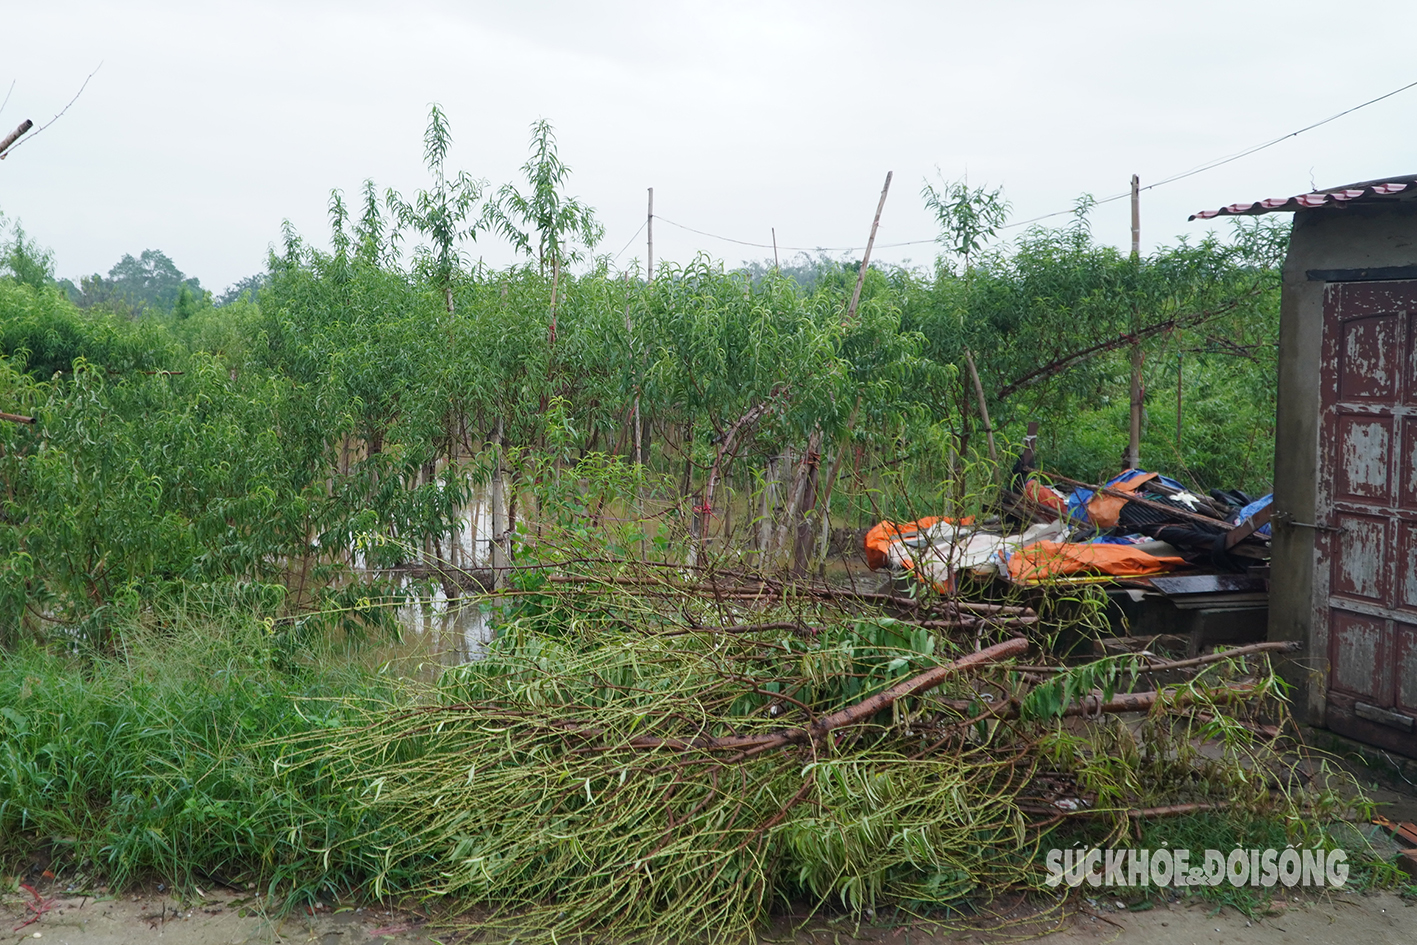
[{"xmin": 1319, "ymin": 280, "xmax": 1417, "ymax": 756}]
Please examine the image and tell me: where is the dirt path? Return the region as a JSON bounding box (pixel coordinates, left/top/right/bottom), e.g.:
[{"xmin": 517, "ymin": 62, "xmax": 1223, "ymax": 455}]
[
  {"xmin": 4, "ymin": 887, "xmax": 1412, "ymax": 944},
  {"xmin": 1, "ymin": 888, "xmax": 442, "ymax": 945}
]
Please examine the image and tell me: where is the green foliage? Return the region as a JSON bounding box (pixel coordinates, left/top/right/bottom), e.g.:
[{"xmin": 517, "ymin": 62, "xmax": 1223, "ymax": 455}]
[
  {"xmin": 0, "ymin": 614, "xmax": 404, "ymax": 898},
  {"xmin": 1019, "ymin": 654, "xmax": 1136, "ymax": 720},
  {"xmin": 484, "ymin": 118, "xmax": 603, "ymax": 274},
  {"xmin": 1, "ymin": 221, "xmax": 56, "ymax": 289},
  {"xmin": 73, "ymin": 248, "xmax": 207, "ymax": 318},
  {"xmin": 921, "ymin": 172, "xmax": 1010, "ymax": 268},
  {"xmin": 384, "ymin": 105, "xmax": 483, "ymax": 309}
]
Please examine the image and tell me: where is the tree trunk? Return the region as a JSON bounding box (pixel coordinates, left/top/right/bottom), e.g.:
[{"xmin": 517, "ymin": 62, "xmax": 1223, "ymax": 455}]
[
  {"xmin": 548, "ymin": 256, "xmax": 560, "ymax": 347},
  {"xmin": 758, "ymin": 454, "xmax": 778, "ymax": 559},
  {"xmin": 789, "ymin": 430, "xmax": 823, "ymax": 576},
  {"xmin": 491, "ymin": 417, "xmax": 508, "ymax": 588}
]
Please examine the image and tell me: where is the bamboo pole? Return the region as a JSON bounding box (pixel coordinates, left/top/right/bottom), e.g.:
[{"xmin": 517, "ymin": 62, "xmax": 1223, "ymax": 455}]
[
  {"xmin": 1127, "ymin": 173, "xmax": 1143, "ymax": 470},
  {"xmin": 844, "ymin": 171, "xmax": 892, "ymax": 325},
  {"xmin": 964, "ymin": 349, "xmax": 998, "ymax": 465}
]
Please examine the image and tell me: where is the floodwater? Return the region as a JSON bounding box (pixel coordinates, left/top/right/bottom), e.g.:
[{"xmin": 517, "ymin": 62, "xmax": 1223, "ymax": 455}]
[
  {"xmin": 397, "ymin": 588, "xmax": 492, "ymax": 664},
  {"xmin": 378, "ymin": 489, "xmax": 878, "ymax": 672},
  {"xmin": 380, "ymin": 492, "xmax": 497, "ymax": 670}
]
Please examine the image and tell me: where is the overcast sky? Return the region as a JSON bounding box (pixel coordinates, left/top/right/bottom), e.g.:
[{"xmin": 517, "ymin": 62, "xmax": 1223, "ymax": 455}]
[{"xmin": 4, "ymin": 0, "xmax": 1416, "ymax": 292}]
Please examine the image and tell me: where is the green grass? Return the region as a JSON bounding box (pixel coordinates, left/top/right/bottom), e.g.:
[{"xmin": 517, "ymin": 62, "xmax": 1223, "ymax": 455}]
[
  {"xmin": 0, "ymin": 598, "xmax": 1390, "ymax": 943},
  {"xmin": 0, "ymin": 613, "xmax": 410, "ymax": 904}
]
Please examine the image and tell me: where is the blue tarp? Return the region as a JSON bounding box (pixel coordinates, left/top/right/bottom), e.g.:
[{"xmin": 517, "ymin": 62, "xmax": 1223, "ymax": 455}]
[{"xmin": 1231, "ymin": 493, "xmax": 1273, "ymax": 538}]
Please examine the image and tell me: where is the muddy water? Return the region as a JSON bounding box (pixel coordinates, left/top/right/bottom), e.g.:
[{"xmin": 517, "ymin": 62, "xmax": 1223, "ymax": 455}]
[
  {"xmin": 376, "ymin": 489, "xmax": 877, "ymax": 673},
  {"xmin": 397, "ymin": 588, "xmax": 492, "ymax": 665},
  {"xmin": 367, "ymin": 492, "xmax": 497, "ymax": 672}
]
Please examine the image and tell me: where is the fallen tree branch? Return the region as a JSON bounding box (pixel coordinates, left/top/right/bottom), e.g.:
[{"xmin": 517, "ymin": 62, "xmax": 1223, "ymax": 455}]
[
  {"xmin": 612, "ymin": 636, "xmax": 1030, "ymax": 754},
  {"xmin": 996, "ymin": 289, "xmax": 1264, "ymax": 400},
  {"xmin": 1015, "ymin": 640, "xmax": 1302, "ymax": 676},
  {"xmin": 932, "ymin": 681, "xmax": 1262, "ymax": 723},
  {"xmin": 1064, "ymin": 801, "xmax": 1229, "ymax": 821}
]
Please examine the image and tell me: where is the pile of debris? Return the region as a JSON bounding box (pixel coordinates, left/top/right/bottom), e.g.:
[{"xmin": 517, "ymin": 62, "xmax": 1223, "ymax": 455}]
[
  {"xmin": 865, "ymin": 459, "xmax": 1271, "ymax": 593},
  {"xmin": 277, "ymin": 558, "xmax": 1354, "ymax": 945}
]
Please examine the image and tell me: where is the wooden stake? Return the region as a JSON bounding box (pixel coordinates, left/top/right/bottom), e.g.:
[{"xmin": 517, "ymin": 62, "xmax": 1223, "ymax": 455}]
[
  {"xmin": 844, "ymin": 171, "xmax": 892, "ymax": 325},
  {"xmin": 772, "ymin": 227, "xmax": 779, "ymax": 271},
  {"xmin": 964, "ymin": 348, "xmax": 998, "ymax": 465},
  {"xmin": 1128, "ymin": 173, "xmax": 1143, "ymax": 470},
  {"xmin": 646, "ymin": 187, "xmax": 654, "ymax": 282},
  {"xmin": 1130, "ymin": 173, "xmax": 1140, "ymax": 258}
]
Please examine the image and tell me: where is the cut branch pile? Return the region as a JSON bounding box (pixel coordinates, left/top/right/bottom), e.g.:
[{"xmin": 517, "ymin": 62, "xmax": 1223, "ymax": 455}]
[{"xmin": 280, "ymin": 566, "xmax": 1364, "ymax": 944}]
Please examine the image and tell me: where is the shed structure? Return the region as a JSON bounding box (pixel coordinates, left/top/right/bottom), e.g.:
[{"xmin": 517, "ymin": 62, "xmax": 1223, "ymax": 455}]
[{"xmin": 1193, "ymin": 175, "xmax": 1417, "ymax": 757}]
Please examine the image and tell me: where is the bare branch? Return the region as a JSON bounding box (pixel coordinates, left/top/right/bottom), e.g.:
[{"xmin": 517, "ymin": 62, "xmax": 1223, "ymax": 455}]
[
  {"xmin": 1, "ymin": 63, "xmax": 101, "ymax": 160},
  {"xmin": 995, "ymin": 287, "xmax": 1264, "ymax": 400}
]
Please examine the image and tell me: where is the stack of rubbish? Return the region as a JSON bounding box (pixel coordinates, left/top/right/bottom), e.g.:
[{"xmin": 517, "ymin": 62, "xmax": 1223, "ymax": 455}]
[{"xmin": 865, "ymin": 464, "xmax": 1272, "ymax": 592}]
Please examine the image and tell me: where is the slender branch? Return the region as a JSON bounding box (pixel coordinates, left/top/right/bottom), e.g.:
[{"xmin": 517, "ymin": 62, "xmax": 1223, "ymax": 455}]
[
  {"xmin": 2, "ymin": 63, "xmax": 101, "ymax": 160},
  {"xmin": 996, "ymin": 288, "xmax": 1264, "ymax": 400},
  {"xmin": 1015, "ymin": 639, "xmax": 1302, "ymax": 675}
]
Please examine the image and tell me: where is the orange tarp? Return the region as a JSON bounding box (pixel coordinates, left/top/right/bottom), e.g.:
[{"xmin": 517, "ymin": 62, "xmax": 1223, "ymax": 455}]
[
  {"xmin": 1023, "ymin": 478, "xmax": 1069, "ymax": 514},
  {"xmin": 863, "ymin": 516, "xmax": 972, "ymax": 572},
  {"xmin": 1085, "ymin": 471, "xmax": 1157, "ymax": 528},
  {"xmin": 1007, "ymin": 540, "xmax": 1184, "ymax": 584}
]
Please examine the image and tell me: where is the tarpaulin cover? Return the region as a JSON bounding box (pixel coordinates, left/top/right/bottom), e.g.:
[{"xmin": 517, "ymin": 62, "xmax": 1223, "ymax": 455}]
[
  {"xmin": 864, "ymin": 516, "xmax": 972, "ymax": 571},
  {"xmin": 1065, "ymin": 469, "xmax": 1196, "ymax": 527},
  {"xmin": 1079, "ymin": 469, "xmax": 1157, "ymax": 528},
  {"xmin": 1007, "ymin": 540, "xmax": 1185, "ymax": 584},
  {"xmin": 1023, "ymin": 478, "xmax": 1069, "ymax": 514},
  {"xmin": 1231, "ymin": 494, "xmax": 1273, "ymax": 538}
]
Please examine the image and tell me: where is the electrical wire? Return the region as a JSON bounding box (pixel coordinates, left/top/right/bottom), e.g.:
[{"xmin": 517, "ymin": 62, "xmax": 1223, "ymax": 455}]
[
  {"xmin": 658, "ymin": 216, "xmax": 935, "ymax": 254},
  {"xmin": 1003, "ymin": 75, "xmax": 1417, "ymax": 228},
  {"xmin": 611, "ymin": 219, "xmax": 647, "ymax": 262},
  {"xmin": 627, "ymin": 75, "xmax": 1417, "ymax": 253}
]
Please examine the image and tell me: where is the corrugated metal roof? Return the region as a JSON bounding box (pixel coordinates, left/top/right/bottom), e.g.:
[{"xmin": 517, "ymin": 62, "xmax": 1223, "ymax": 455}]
[{"xmin": 1189, "ymin": 173, "xmax": 1417, "ymax": 220}]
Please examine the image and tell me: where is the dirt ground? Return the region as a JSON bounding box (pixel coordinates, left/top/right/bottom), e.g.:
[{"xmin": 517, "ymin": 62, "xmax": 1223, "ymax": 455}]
[{"xmin": 3, "ymin": 885, "xmax": 1413, "ymax": 945}]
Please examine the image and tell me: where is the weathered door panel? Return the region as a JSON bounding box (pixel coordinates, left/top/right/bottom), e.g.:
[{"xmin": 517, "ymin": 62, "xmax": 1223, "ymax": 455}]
[{"xmin": 1320, "ymin": 282, "xmax": 1417, "ymax": 756}]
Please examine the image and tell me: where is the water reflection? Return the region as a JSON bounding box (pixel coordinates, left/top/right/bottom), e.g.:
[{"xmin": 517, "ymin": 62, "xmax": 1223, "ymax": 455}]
[
  {"xmin": 395, "ymin": 490, "xmax": 496, "ymax": 665},
  {"xmin": 399, "ymin": 585, "xmax": 492, "ymax": 664}
]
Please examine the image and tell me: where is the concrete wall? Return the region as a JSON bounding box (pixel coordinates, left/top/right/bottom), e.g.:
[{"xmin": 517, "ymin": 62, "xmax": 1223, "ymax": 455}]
[{"xmin": 1270, "ymin": 200, "xmax": 1417, "ymax": 723}]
